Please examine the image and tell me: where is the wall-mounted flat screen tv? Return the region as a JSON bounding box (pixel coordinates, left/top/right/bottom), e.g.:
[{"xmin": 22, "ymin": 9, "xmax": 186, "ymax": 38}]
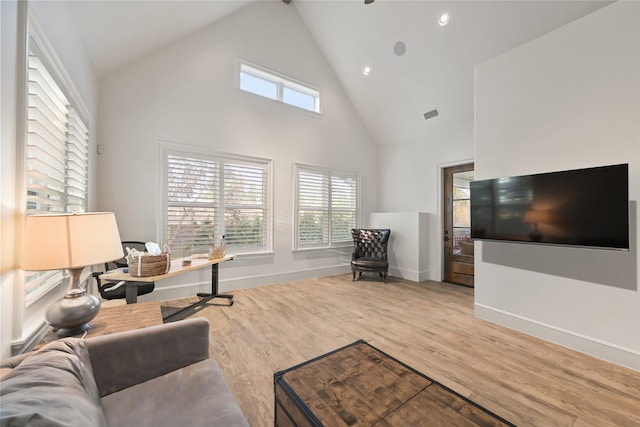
[{"xmin": 470, "ymin": 164, "xmax": 629, "ymax": 250}]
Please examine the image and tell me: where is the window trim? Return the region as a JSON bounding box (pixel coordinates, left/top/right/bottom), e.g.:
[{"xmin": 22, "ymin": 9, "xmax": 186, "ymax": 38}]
[
  {"xmin": 237, "ymin": 59, "xmax": 322, "ymax": 117},
  {"xmin": 159, "ymin": 141, "xmax": 273, "ymax": 256},
  {"xmin": 14, "ymin": 6, "xmax": 94, "ymax": 347},
  {"xmin": 293, "ymin": 163, "xmax": 360, "ymax": 252}
]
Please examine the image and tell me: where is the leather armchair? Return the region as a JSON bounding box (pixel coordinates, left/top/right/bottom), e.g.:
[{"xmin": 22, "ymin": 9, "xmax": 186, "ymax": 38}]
[{"xmin": 351, "ymin": 229, "xmax": 391, "ymax": 283}]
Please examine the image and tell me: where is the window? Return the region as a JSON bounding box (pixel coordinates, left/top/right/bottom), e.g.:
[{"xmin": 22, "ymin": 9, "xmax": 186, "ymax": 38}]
[
  {"xmin": 239, "ymin": 62, "xmax": 320, "ymax": 114},
  {"xmin": 24, "ymin": 36, "xmax": 90, "ymax": 303},
  {"xmin": 452, "ymin": 182, "xmax": 471, "ymax": 253},
  {"xmin": 295, "ymin": 164, "xmax": 359, "ymax": 250},
  {"xmin": 164, "ymin": 149, "xmax": 271, "ymax": 255}
]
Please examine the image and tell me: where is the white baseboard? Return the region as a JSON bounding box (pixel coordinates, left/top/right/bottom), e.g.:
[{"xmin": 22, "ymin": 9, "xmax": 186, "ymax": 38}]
[
  {"xmin": 388, "ymin": 266, "xmax": 432, "ymax": 282},
  {"xmin": 142, "ymin": 264, "xmax": 352, "ymax": 302},
  {"xmin": 475, "ymin": 303, "xmax": 640, "ymax": 371}
]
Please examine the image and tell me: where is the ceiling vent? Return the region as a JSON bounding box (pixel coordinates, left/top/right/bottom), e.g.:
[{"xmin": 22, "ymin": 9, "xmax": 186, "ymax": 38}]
[{"xmin": 423, "ymin": 109, "xmax": 439, "ymax": 120}]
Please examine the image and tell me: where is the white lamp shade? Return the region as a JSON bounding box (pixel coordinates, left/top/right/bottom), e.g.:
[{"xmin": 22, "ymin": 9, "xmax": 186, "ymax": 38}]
[{"xmin": 22, "ymin": 212, "xmax": 123, "ymax": 271}]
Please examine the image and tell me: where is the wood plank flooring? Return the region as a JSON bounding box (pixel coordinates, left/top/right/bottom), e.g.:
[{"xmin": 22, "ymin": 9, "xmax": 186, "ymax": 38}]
[{"xmin": 163, "ymin": 274, "xmax": 640, "ymax": 427}]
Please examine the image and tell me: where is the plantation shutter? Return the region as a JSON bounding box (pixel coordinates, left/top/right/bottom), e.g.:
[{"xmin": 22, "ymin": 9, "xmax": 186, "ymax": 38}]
[
  {"xmin": 331, "ymin": 174, "xmax": 357, "ymax": 244},
  {"xmin": 224, "ymin": 162, "xmax": 268, "ymax": 249},
  {"xmin": 166, "ymin": 154, "xmax": 270, "ymax": 254},
  {"xmin": 167, "ymin": 155, "xmax": 220, "ymax": 254},
  {"xmin": 24, "ymin": 47, "xmax": 89, "ymax": 300},
  {"xmin": 65, "ymin": 108, "xmax": 89, "ymax": 212},
  {"xmin": 297, "ymin": 170, "xmax": 329, "ymax": 246},
  {"xmin": 296, "ymin": 166, "xmax": 358, "ymax": 249}
]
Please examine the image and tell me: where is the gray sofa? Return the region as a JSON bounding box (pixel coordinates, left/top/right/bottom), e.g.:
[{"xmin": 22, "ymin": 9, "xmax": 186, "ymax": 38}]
[{"xmin": 0, "ymin": 318, "xmax": 250, "ymax": 427}]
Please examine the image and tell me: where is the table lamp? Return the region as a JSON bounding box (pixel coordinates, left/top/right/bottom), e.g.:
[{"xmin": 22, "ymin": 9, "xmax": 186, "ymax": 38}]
[{"xmin": 21, "ymin": 212, "xmax": 124, "ymax": 336}]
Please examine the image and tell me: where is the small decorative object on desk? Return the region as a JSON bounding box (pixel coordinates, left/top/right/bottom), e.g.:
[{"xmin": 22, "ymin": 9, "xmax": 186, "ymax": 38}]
[
  {"xmin": 181, "ymin": 246, "xmax": 192, "ymax": 266},
  {"xmin": 208, "ymin": 236, "xmax": 226, "ymax": 260},
  {"xmin": 126, "ymin": 245, "xmax": 170, "ymax": 277}
]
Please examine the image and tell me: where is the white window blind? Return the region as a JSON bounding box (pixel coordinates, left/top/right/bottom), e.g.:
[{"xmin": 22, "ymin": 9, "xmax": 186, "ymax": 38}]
[
  {"xmin": 295, "ymin": 165, "xmax": 359, "ymax": 250},
  {"xmin": 166, "ymin": 153, "xmax": 270, "ymax": 255},
  {"xmin": 224, "ymin": 162, "xmax": 267, "ymax": 249},
  {"xmin": 24, "ymin": 43, "xmax": 90, "ymax": 302},
  {"xmin": 331, "ymin": 174, "xmax": 358, "ymax": 243}
]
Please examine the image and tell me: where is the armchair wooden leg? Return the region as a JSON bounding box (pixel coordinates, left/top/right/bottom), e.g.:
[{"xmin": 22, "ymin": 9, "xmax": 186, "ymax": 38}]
[{"xmin": 352, "ymin": 270, "xmax": 356, "ymax": 281}]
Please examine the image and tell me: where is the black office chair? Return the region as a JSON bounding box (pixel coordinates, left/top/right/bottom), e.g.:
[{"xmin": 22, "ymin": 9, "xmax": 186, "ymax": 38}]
[{"xmin": 92, "ymin": 241, "xmax": 155, "ymax": 302}]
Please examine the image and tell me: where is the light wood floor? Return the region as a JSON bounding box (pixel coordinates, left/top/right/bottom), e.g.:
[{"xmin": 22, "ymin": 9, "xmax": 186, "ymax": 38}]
[{"xmin": 164, "ymin": 274, "xmax": 640, "ymax": 427}]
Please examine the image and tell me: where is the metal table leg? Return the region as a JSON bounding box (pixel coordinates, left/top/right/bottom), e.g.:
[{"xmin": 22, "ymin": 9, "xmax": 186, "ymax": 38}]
[
  {"xmin": 125, "ymin": 283, "xmax": 139, "ymax": 304},
  {"xmin": 163, "ymin": 263, "xmax": 234, "ymax": 322}
]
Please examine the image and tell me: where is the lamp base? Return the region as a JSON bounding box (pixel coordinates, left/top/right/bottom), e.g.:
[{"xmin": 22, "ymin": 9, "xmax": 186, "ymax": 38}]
[
  {"xmin": 53, "ymin": 324, "xmax": 90, "ymax": 337},
  {"xmin": 45, "ymin": 292, "xmax": 101, "ymax": 337}
]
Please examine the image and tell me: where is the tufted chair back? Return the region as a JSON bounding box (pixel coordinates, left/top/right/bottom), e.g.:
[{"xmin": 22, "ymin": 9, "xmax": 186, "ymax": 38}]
[
  {"xmin": 352, "ymin": 229, "xmax": 390, "ymax": 260},
  {"xmin": 351, "ymin": 229, "xmax": 391, "ymax": 283}
]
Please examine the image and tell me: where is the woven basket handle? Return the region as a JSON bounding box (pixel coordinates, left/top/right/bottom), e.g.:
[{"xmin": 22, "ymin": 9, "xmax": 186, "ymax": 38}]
[
  {"xmin": 137, "ymin": 254, "xmax": 143, "ymax": 276},
  {"xmin": 163, "ymin": 253, "xmax": 171, "ymax": 274}
]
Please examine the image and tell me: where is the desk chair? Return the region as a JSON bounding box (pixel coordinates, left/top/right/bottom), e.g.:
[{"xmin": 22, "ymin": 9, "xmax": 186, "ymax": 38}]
[{"xmin": 92, "ymin": 241, "xmax": 154, "ymax": 303}]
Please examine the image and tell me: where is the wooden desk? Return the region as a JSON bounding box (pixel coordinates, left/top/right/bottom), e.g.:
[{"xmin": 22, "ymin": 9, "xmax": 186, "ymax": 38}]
[
  {"xmin": 98, "ymin": 255, "xmax": 235, "ymax": 321},
  {"xmin": 36, "ymin": 301, "xmax": 163, "ymax": 350}
]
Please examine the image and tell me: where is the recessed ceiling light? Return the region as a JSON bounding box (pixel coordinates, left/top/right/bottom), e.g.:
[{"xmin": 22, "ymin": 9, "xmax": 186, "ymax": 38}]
[
  {"xmin": 438, "ymin": 13, "xmax": 449, "ymax": 26},
  {"xmin": 363, "ymin": 66, "xmax": 371, "ymax": 76}
]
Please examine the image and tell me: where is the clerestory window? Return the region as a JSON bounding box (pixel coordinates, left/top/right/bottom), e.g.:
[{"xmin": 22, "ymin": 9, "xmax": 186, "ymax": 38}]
[{"xmin": 239, "ymin": 61, "xmax": 321, "ymax": 114}]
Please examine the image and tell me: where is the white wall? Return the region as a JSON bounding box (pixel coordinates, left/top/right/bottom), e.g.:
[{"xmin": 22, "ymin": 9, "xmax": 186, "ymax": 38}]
[
  {"xmin": 474, "ymin": 2, "xmax": 640, "ymax": 369},
  {"xmin": 97, "ymin": 1, "xmax": 379, "ymax": 299},
  {"xmin": 378, "ymin": 122, "xmax": 474, "ymax": 281},
  {"xmin": 0, "ymin": 0, "xmax": 98, "ymax": 358},
  {"xmin": 369, "ymin": 212, "xmax": 429, "ymax": 281}
]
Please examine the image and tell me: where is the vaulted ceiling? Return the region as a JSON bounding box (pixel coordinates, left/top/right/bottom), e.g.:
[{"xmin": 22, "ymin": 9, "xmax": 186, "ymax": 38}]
[{"xmin": 67, "ymin": 0, "xmax": 611, "ymax": 147}]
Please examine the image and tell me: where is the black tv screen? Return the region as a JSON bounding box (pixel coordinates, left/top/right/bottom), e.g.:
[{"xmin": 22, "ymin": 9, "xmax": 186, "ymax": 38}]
[{"xmin": 470, "ymin": 164, "xmax": 629, "ymax": 250}]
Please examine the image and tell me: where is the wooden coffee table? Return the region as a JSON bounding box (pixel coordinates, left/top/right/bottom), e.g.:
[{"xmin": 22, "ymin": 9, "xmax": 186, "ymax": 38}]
[
  {"xmin": 274, "ymin": 340, "xmax": 514, "ymax": 427},
  {"xmin": 36, "ymin": 300, "xmax": 163, "ymax": 349}
]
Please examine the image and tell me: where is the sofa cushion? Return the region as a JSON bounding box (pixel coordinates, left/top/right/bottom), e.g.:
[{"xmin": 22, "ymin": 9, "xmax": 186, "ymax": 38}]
[
  {"xmin": 0, "ymin": 339, "xmax": 107, "ymax": 427},
  {"xmin": 101, "ymin": 358, "xmax": 249, "ymax": 427}
]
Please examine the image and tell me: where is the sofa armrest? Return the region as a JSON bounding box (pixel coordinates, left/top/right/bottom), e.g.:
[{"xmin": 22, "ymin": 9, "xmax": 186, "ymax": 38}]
[
  {"xmin": 87, "ymin": 317, "xmax": 210, "ymax": 397},
  {"xmin": 0, "ymin": 352, "xmax": 31, "ymax": 369}
]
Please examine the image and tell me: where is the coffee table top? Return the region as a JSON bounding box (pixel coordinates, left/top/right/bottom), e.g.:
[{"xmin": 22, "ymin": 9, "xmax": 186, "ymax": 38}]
[{"xmin": 275, "ymin": 340, "xmax": 514, "ymax": 427}]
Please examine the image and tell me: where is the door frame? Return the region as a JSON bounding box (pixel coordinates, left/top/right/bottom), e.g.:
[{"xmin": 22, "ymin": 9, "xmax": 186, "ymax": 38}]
[{"xmin": 439, "ymin": 160, "xmax": 474, "ymax": 284}]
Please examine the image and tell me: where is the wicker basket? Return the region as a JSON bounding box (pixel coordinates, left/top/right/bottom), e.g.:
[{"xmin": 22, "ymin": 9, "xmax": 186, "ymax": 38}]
[{"xmin": 129, "ymin": 253, "xmax": 171, "ymax": 277}]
